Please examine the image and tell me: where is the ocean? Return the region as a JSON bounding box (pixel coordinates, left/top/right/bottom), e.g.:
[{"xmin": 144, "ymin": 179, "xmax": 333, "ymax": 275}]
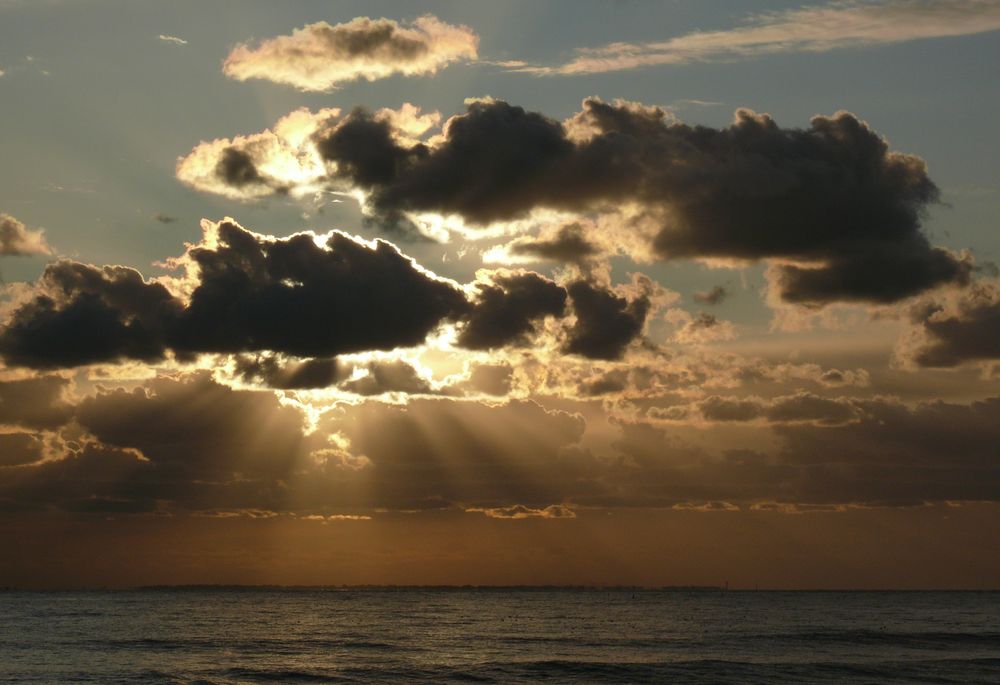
[{"xmin": 1, "ymin": 589, "xmax": 998, "ymax": 684}]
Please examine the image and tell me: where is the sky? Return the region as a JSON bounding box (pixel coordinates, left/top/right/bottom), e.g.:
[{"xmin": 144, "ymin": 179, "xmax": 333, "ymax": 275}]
[{"xmin": 0, "ymin": 0, "xmax": 999, "ymax": 589}]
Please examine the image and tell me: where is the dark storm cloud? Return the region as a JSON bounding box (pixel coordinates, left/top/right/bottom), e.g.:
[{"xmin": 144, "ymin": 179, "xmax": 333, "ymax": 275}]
[
  {"xmin": 193, "ymin": 97, "xmax": 970, "ymax": 305},
  {"xmin": 457, "ymin": 272, "xmax": 566, "ymax": 350},
  {"xmin": 693, "ymin": 285, "xmax": 728, "ymax": 306},
  {"xmin": 0, "ymin": 220, "xmax": 470, "ymax": 368},
  {"xmin": 563, "ymin": 279, "xmax": 651, "ymax": 360},
  {"xmin": 901, "ymin": 282, "xmax": 1000, "ymax": 367},
  {"xmin": 0, "ymin": 261, "xmax": 182, "ymax": 368}
]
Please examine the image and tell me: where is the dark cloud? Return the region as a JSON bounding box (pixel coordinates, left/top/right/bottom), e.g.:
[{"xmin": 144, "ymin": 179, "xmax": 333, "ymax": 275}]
[
  {"xmin": 188, "ymin": 98, "xmax": 971, "ymax": 305},
  {"xmin": 508, "ymin": 223, "xmax": 600, "ymax": 264},
  {"xmin": 215, "ymin": 147, "xmax": 268, "ymax": 189},
  {"xmin": 340, "ymin": 360, "xmax": 433, "ymax": 396},
  {"xmin": 76, "ymin": 373, "xmax": 317, "ymax": 484},
  {"xmin": 771, "ymin": 396, "xmax": 1000, "ymax": 504},
  {"xmin": 0, "ymin": 433, "xmax": 45, "ymax": 467},
  {"xmin": 317, "ymin": 108, "xmax": 428, "ymax": 189},
  {"xmin": 563, "ymin": 279, "xmax": 651, "ymax": 360},
  {"xmin": 3, "ymin": 370, "xmax": 999, "ymax": 514},
  {"xmin": 0, "ymin": 375, "xmax": 73, "ymax": 429},
  {"xmin": 579, "ymin": 369, "xmax": 629, "ymax": 397},
  {"xmin": 458, "ymin": 272, "xmax": 566, "ymax": 350},
  {"xmin": 170, "ymin": 221, "xmax": 469, "ymax": 358},
  {"xmin": 0, "ymin": 217, "xmax": 660, "ymax": 368},
  {"xmin": 367, "ymin": 99, "xmax": 971, "ymax": 305},
  {"xmin": 0, "ymin": 220, "xmax": 470, "ymax": 368},
  {"xmin": 365, "ymin": 100, "xmax": 578, "ymax": 225},
  {"xmin": 693, "ymin": 285, "xmax": 728, "ymax": 306},
  {"xmin": 902, "ymin": 283, "xmax": 1000, "ymax": 367},
  {"xmin": 235, "ymin": 355, "xmax": 346, "ymax": 389},
  {"xmin": 0, "ymin": 261, "xmax": 181, "ymax": 368},
  {"xmin": 697, "ymin": 393, "xmax": 859, "ymax": 425}
]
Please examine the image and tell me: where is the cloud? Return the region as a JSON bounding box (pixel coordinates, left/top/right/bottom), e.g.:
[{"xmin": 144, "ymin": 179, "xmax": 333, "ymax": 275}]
[
  {"xmin": 507, "ymin": 222, "xmax": 600, "ymax": 264},
  {"xmin": 0, "ymin": 216, "xmax": 671, "ymax": 369},
  {"xmin": 0, "ymin": 213, "xmax": 52, "ymax": 256},
  {"xmin": 0, "ymin": 219, "xmax": 468, "ymax": 368},
  {"xmin": 563, "ymin": 277, "xmax": 653, "ymax": 360},
  {"xmin": 179, "ymin": 98, "xmax": 970, "ymax": 305},
  {"xmin": 340, "ymin": 360, "xmax": 434, "ymax": 396},
  {"xmin": 689, "ymin": 393, "xmax": 861, "ymax": 426},
  {"xmin": 693, "ymin": 285, "xmax": 728, "ymax": 306},
  {"xmin": 526, "ymin": 0, "xmax": 1000, "ymax": 75},
  {"xmin": 665, "ymin": 309, "xmax": 737, "ymax": 344},
  {"xmin": 77, "ymin": 373, "xmax": 315, "ymax": 483},
  {"xmin": 222, "ymin": 15, "xmax": 478, "ymax": 91},
  {"xmin": 0, "ymin": 375, "xmax": 74, "ymax": 429},
  {"xmin": 0, "ymin": 261, "xmax": 181, "ymax": 368},
  {"xmin": 0, "ymin": 433, "xmax": 45, "ymax": 468},
  {"xmin": 462, "ymin": 363, "xmax": 514, "ymax": 396},
  {"xmin": 897, "ymin": 281, "xmax": 1000, "ymax": 367},
  {"xmin": 466, "ymin": 504, "xmax": 576, "ymax": 519},
  {"xmin": 234, "ymin": 355, "xmax": 346, "ymax": 389},
  {"xmin": 458, "ymin": 271, "xmax": 567, "ymax": 350},
  {"xmin": 3, "ymin": 369, "xmax": 1000, "ymax": 514},
  {"xmin": 176, "ymin": 106, "xmax": 342, "ymax": 201},
  {"xmin": 158, "ymin": 34, "xmax": 187, "ymax": 46},
  {"xmin": 169, "ymin": 220, "xmax": 467, "ymax": 358},
  {"xmin": 328, "ymin": 397, "xmax": 587, "ymax": 511}
]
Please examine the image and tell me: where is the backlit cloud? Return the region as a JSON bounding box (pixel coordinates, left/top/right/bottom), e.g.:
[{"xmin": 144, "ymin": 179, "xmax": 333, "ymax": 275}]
[
  {"xmin": 223, "ymin": 15, "xmax": 478, "ymax": 91},
  {"xmin": 177, "ymin": 98, "xmax": 971, "ymax": 306},
  {"xmin": 0, "ymin": 213, "xmax": 52, "ymax": 256}
]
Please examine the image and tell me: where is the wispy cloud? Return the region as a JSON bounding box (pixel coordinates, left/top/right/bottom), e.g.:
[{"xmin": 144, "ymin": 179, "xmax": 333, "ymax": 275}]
[
  {"xmin": 523, "ymin": 0, "xmax": 1000, "ymax": 75},
  {"xmin": 158, "ymin": 34, "xmax": 187, "ymax": 46}
]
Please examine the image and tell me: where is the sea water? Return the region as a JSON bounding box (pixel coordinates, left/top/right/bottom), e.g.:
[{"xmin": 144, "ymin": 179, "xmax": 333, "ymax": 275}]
[{"xmin": 1, "ymin": 589, "xmax": 998, "ymax": 683}]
